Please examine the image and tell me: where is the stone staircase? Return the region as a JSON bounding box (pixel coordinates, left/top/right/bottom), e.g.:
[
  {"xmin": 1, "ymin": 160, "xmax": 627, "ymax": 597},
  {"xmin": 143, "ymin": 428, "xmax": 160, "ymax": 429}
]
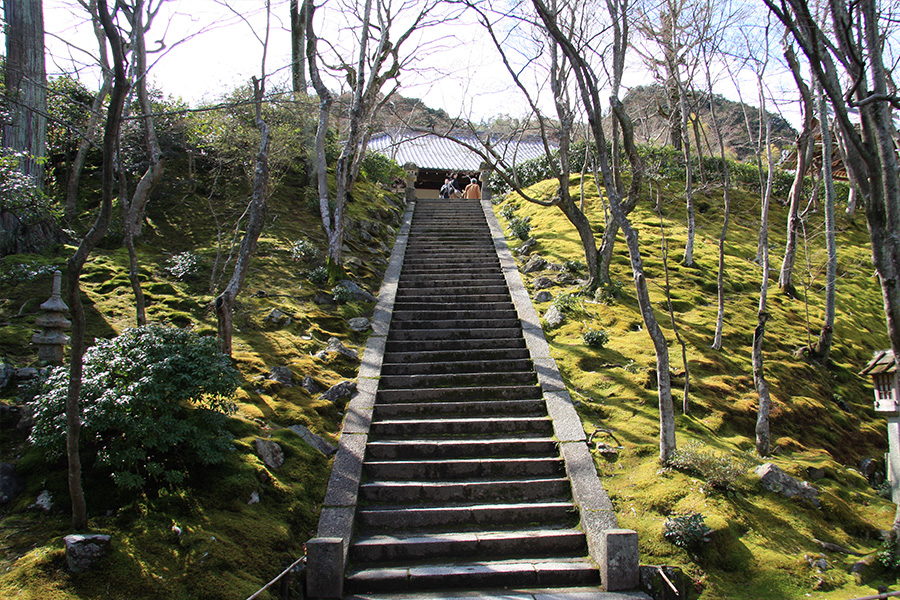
[{"xmin": 307, "ymin": 199, "xmax": 648, "ymax": 600}]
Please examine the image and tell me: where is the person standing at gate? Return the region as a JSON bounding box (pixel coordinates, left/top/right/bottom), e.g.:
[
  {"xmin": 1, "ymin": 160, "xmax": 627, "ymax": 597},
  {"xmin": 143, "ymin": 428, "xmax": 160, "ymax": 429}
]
[
  {"xmin": 439, "ymin": 178, "xmax": 457, "ymax": 199},
  {"xmin": 463, "ymin": 177, "xmax": 481, "ymax": 199}
]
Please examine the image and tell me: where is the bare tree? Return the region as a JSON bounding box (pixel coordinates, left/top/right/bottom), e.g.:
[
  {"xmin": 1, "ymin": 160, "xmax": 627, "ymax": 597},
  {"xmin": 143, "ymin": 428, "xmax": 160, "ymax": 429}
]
[
  {"xmin": 307, "ymin": 0, "xmax": 447, "ymax": 273},
  {"xmin": 533, "ymin": 0, "xmax": 676, "ymax": 463},
  {"xmin": 753, "ymin": 77, "xmax": 775, "ymax": 457},
  {"xmin": 777, "ymin": 40, "xmax": 815, "ymax": 298},
  {"xmin": 3, "ymin": 0, "xmax": 47, "ymax": 185},
  {"xmin": 290, "ymin": 0, "xmax": 307, "ymax": 93},
  {"xmin": 64, "ymin": 0, "xmax": 130, "ymax": 530},
  {"xmin": 763, "ymin": 0, "xmax": 900, "ymax": 417},
  {"xmin": 703, "ymin": 46, "xmax": 730, "ymax": 351},
  {"xmin": 813, "ymin": 88, "xmax": 837, "ymax": 361},
  {"xmin": 214, "ymin": 0, "xmax": 272, "ymax": 356},
  {"xmin": 120, "ymin": 0, "xmax": 168, "ymax": 326},
  {"xmin": 65, "ymin": 0, "xmax": 111, "ymax": 223}
]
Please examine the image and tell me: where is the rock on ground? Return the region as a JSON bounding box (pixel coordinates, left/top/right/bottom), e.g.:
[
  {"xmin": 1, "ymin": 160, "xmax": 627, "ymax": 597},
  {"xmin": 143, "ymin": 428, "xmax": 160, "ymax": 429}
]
[
  {"xmin": 65, "ymin": 534, "xmax": 111, "ymax": 573},
  {"xmin": 255, "ymin": 438, "xmax": 285, "ymax": 469},
  {"xmin": 315, "ymin": 337, "xmax": 359, "ymax": 360},
  {"xmin": 288, "ymin": 424, "xmax": 337, "ymax": 456},
  {"xmin": 544, "ymin": 305, "xmax": 564, "ymax": 329},
  {"xmin": 755, "ymin": 462, "xmax": 819, "ymax": 506},
  {"xmin": 320, "ymin": 380, "xmax": 357, "ymax": 404},
  {"xmin": 0, "ymin": 463, "xmax": 24, "ymax": 504}
]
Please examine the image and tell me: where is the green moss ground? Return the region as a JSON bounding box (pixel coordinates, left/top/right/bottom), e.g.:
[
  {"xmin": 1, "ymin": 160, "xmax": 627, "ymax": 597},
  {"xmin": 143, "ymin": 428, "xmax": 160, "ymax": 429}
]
[
  {"xmin": 495, "ymin": 173, "xmax": 895, "ymax": 599},
  {"xmin": 0, "ymin": 165, "xmax": 404, "ymax": 599}
]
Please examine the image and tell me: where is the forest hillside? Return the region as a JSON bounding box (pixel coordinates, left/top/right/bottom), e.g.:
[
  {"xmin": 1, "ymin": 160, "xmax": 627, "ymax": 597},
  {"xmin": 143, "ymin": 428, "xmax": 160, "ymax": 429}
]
[{"xmin": 0, "ymin": 92, "xmax": 897, "ymax": 600}]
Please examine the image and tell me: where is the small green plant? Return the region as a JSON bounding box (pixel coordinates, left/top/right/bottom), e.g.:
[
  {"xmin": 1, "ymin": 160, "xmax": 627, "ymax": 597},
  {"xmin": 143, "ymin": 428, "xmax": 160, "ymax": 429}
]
[
  {"xmin": 26, "ymin": 326, "xmax": 239, "ymax": 491},
  {"xmin": 508, "ymin": 215, "xmax": 532, "ymax": 240},
  {"xmin": 165, "ymin": 251, "xmax": 202, "ymax": 281},
  {"xmin": 583, "ymin": 328, "xmax": 609, "ymax": 349},
  {"xmin": 667, "ymin": 441, "xmax": 756, "ymax": 491},
  {"xmin": 562, "ymin": 260, "xmax": 584, "ymax": 274},
  {"xmin": 552, "ymin": 292, "xmax": 580, "ymax": 313},
  {"xmin": 500, "ymin": 203, "xmax": 518, "ymax": 220},
  {"xmin": 0, "ymin": 261, "xmax": 57, "ymax": 286},
  {"xmin": 332, "ymin": 284, "xmax": 354, "ymax": 304},
  {"xmin": 878, "ymin": 538, "xmax": 900, "ymax": 569},
  {"xmin": 308, "ymin": 266, "xmax": 328, "ymax": 285},
  {"xmin": 291, "ymin": 238, "xmax": 320, "ymax": 263},
  {"xmin": 594, "ymin": 280, "xmax": 625, "ymax": 305},
  {"xmin": 663, "ymin": 512, "xmax": 712, "ymax": 549}
]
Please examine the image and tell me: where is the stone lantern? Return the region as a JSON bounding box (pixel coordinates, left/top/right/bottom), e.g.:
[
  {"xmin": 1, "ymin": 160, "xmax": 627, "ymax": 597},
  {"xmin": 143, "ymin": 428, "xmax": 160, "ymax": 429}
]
[
  {"xmin": 401, "ymin": 162, "xmax": 418, "ymax": 203},
  {"xmin": 32, "ymin": 270, "xmax": 71, "ymax": 365},
  {"xmin": 479, "ymin": 161, "xmax": 494, "ymax": 202},
  {"xmin": 861, "ymin": 349, "xmax": 900, "ymax": 501}
]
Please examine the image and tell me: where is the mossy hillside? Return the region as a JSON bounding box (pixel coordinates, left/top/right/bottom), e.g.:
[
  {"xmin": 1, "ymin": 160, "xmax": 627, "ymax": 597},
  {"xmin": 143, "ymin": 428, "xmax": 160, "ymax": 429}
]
[
  {"xmin": 0, "ymin": 158, "xmax": 404, "ymax": 598},
  {"xmin": 496, "ymin": 172, "xmax": 894, "ymax": 599}
]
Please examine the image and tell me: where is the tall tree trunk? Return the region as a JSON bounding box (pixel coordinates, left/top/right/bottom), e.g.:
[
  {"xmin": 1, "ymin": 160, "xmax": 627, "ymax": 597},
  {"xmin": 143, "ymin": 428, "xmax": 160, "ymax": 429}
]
[
  {"xmin": 706, "ymin": 58, "xmax": 730, "ymax": 351},
  {"xmin": 123, "ymin": 0, "xmax": 166, "ymax": 326},
  {"xmin": 290, "ymin": 0, "xmax": 307, "ymax": 93},
  {"xmin": 815, "ymin": 84, "xmax": 837, "ymax": 360},
  {"xmin": 65, "ymin": 0, "xmax": 129, "ymax": 530},
  {"xmin": 3, "ymin": 0, "xmax": 47, "ymax": 185},
  {"xmin": 215, "ymin": 77, "xmax": 269, "ymax": 356},
  {"xmin": 65, "ymin": 0, "xmax": 110, "ymax": 223},
  {"xmin": 305, "ymin": 0, "xmax": 336, "ymax": 271},
  {"xmin": 754, "ymin": 112, "xmax": 774, "ymax": 457},
  {"xmin": 533, "ymin": 0, "xmax": 675, "ymax": 464},
  {"xmin": 677, "ymin": 78, "xmax": 696, "ymax": 267},
  {"xmin": 778, "ymin": 43, "xmax": 815, "ymax": 298},
  {"xmin": 659, "ymin": 202, "xmax": 690, "ymax": 413}
]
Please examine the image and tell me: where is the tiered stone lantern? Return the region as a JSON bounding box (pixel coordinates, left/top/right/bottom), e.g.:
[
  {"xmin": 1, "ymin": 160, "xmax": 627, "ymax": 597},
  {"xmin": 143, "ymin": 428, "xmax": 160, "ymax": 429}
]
[
  {"xmin": 479, "ymin": 161, "xmax": 494, "ymax": 202},
  {"xmin": 402, "ymin": 162, "xmax": 418, "ymax": 203},
  {"xmin": 862, "ymin": 350, "xmax": 900, "ymax": 501},
  {"xmin": 32, "ymin": 270, "xmax": 71, "ymax": 365}
]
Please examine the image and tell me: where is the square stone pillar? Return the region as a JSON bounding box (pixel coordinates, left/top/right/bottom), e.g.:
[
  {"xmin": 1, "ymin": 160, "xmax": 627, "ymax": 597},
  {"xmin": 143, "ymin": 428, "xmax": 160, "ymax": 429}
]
[
  {"xmin": 600, "ymin": 528, "xmax": 639, "ymax": 591},
  {"xmin": 306, "ymin": 537, "xmax": 344, "ymax": 599}
]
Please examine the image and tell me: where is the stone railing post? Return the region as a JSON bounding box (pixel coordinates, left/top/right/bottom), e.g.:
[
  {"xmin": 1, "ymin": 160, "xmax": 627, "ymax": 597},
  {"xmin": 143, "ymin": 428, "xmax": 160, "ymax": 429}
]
[
  {"xmin": 402, "ymin": 162, "xmax": 418, "ymax": 203},
  {"xmin": 479, "ymin": 161, "xmax": 494, "ymax": 202},
  {"xmin": 32, "ymin": 270, "xmax": 71, "ymax": 365}
]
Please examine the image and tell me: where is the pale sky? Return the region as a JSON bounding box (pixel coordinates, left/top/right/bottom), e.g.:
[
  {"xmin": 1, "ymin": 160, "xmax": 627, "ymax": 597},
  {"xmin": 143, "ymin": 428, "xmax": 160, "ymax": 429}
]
[{"xmin": 24, "ymin": 0, "xmax": 800, "ymax": 127}]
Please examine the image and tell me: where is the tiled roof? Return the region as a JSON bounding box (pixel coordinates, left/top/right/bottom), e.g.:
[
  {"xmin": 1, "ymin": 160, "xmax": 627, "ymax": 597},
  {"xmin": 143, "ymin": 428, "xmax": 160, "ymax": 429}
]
[
  {"xmin": 861, "ymin": 349, "xmax": 897, "ymax": 375},
  {"xmin": 367, "ymin": 130, "xmax": 553, "ymax": 171}
]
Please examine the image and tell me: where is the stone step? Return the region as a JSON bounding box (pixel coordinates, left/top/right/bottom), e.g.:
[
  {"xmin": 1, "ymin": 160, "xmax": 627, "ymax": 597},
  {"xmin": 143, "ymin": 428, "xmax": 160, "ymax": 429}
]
[
  {"xmin": 382, "ymin": 348, "xmax": 531, "ymax": 365},
  {"xmin": 393, "ymin": 293, "xmax": 512, "ymax": 304},
  {"xmin": 394, "ymin": 284, "xmax": 512, "ymax": 295},
  {"xmin": 375, "ymin": 384, "xmax": 542, "ymax": 404},
  {"xmin": 380, "ymin": 358, "xmax": 533, "ymax": 376},
  {"xmin": 363, "ymin": 457, "xmax": 565, "ymax": 480},
  {"xmin": 390, "ymin": 310, "xmax": 518, "ymax": 322},
  {"xmin": 345, "ymin": 558, "xmax": 602, "ymax": 594},
  {"xmin": 383, "ymin": 337, "xmax": 527, "ymax": 353},
  {"xmin": 399, "ymin": 275, "xmax": 508, "ymax": 287},
  {"xmin": 364, "ymin": 438, "xmax": 558, "ymax": 460},
  {"xmin": 343, "ymin": 585, "xmax": 650, "ymax": 600},
  {"xmin": 369, "ymin": 416, "xmax": 552, "ymax": 438},
  {"xmin": 349, "ymin": 529, "xmax": 587, "ymax": 564},
  {"xmin": 386, "ymin": 328, "xmax": 523, "ymax": 342},
  {"xmin": 387, "ymin": 318, "xmax": 522, "ymax": 331},
  {"xmin": 373, "ymin": 398, "xmax": 546, "ymax": 419},
  {"xmin": 377, "ymin": 371, "xmax": 536, "ymax": 390},
  {"xmin": 356, "ymin": 501, "xmax": 577, "ymax": 530},
  {"xmin": 358, "ymin": 478, "xmax": 571, "ymax": 504},
  {"xmin": 391, "ymin": 301, "xmax": 515, "ymax": 312}
]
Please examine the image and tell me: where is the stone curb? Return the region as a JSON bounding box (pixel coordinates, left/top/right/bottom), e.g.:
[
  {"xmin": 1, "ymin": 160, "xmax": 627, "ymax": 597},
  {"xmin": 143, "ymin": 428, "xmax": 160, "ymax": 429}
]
[
  {"xmin": 307, "ymin": 200, "xmax": 415, "ymax": 599},
  {"xmin": 481, "ymin": 200, "xmax": 638, "ymax": 589}
]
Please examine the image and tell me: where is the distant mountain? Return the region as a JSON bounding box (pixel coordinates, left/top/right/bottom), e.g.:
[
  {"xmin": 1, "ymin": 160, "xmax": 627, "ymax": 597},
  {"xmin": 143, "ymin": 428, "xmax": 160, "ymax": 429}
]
[{"xmin": 617, "ymin": 84, "xmax": 798, "ymax": 161}]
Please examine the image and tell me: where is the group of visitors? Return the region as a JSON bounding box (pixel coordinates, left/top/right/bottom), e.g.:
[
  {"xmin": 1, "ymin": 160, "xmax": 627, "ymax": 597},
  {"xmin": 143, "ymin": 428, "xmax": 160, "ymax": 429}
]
[{"xmin": 440, "ymin": 172, "xmax": 481, "ymax": 200}]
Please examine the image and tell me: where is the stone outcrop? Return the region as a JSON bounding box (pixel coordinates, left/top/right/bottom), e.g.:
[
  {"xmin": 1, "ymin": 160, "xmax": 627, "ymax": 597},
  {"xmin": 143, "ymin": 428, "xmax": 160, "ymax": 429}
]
[{"xmin": 755, "ymin": 462, "xmax": 820, "ymax": 506}]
